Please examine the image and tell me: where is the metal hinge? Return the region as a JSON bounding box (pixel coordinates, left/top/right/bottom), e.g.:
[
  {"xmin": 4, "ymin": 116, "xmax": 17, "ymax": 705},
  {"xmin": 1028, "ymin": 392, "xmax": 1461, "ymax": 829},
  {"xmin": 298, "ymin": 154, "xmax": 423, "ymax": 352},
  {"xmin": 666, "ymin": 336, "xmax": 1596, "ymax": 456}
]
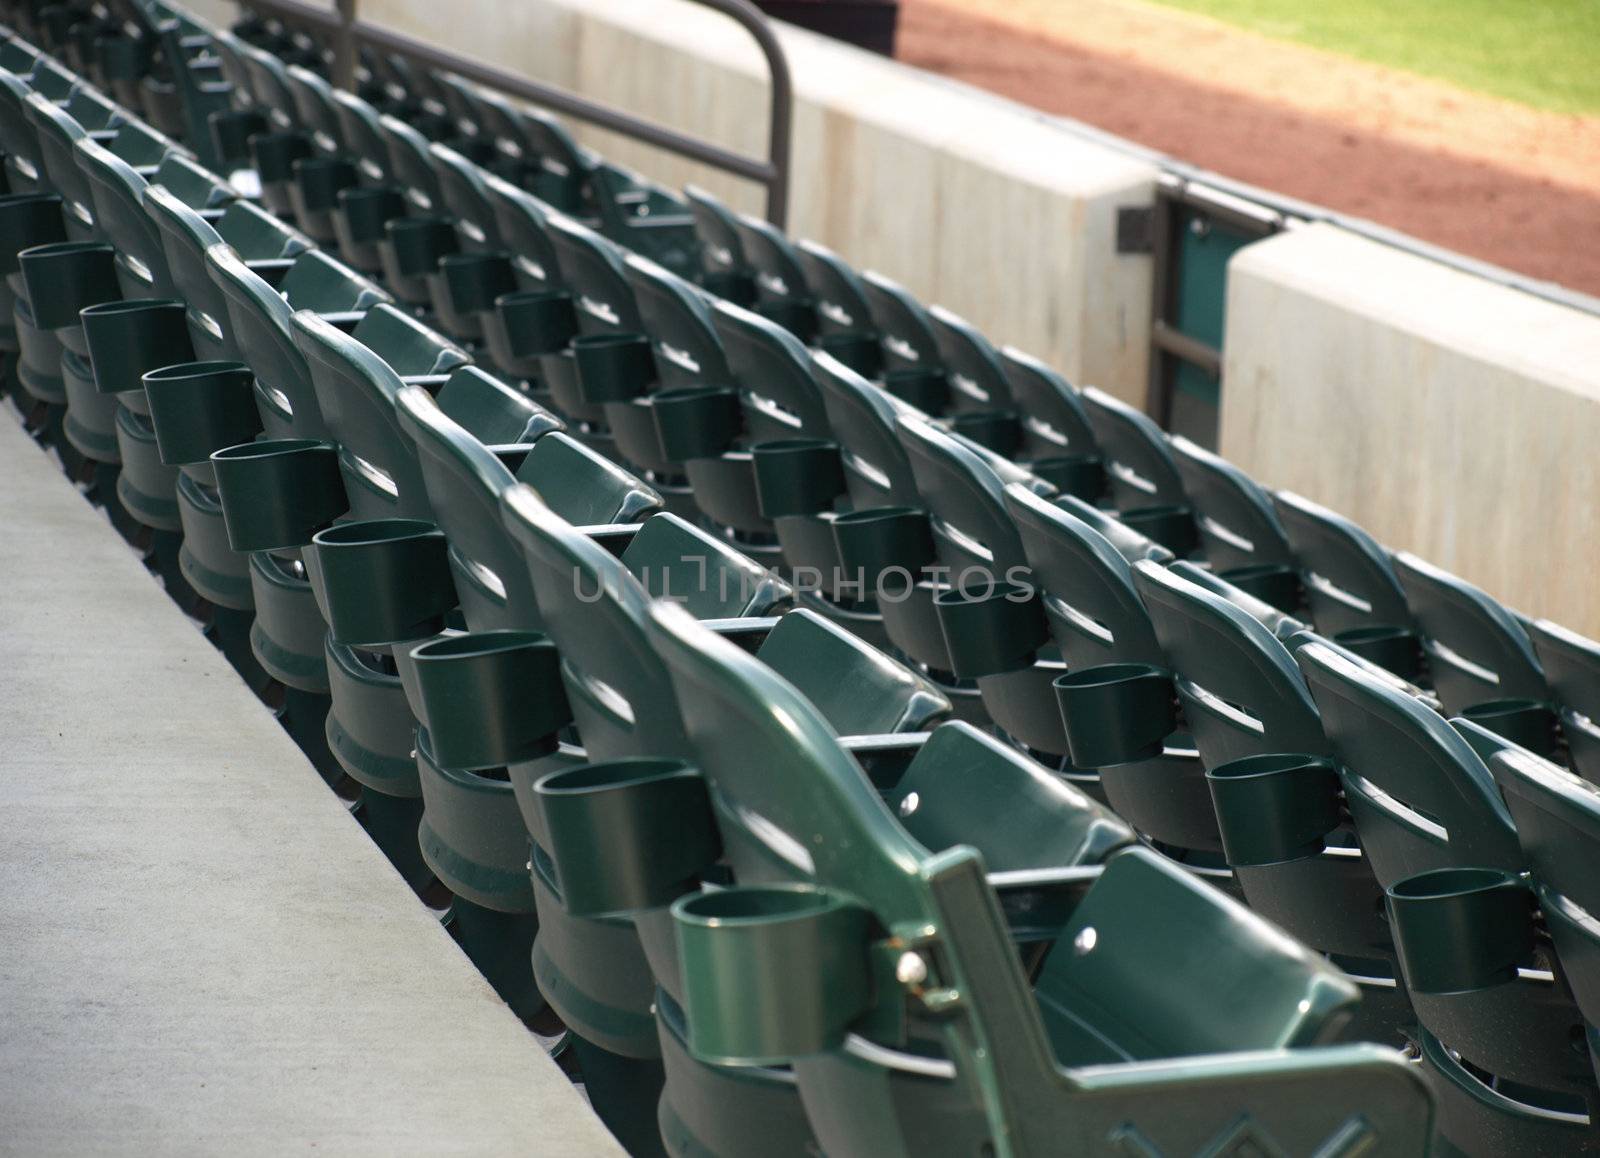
[{"xmin": 1116, "ymin": 206, "xmax": 1154, "ymax": 254}]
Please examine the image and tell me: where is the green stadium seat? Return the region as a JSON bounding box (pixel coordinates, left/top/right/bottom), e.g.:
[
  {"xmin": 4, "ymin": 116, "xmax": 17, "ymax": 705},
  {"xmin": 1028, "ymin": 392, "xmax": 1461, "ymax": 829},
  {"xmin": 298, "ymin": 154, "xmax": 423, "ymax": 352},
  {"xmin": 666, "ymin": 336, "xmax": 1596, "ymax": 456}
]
[
  {"xmin": 1297, "ymin": 642, "xmax": 1598, "ymax": 1154},
  {"xmin": 1080, "ymin": 385, "xmax": 1199, "ymax": 555},
  {"xmin": 1529, "ymin": 619, "xmax": 1600, "ymax": 783},
  {"xmin": 639, "ymin": 597, "xmax": 1433, "ymax": 1155},
  {"xmin": 1133, "ymin": 560, "xmax": 1410, "ymax": 1041},
  {"xmin": 997, "ymin": 346, "xmax": 1105, "ymax": 500}
]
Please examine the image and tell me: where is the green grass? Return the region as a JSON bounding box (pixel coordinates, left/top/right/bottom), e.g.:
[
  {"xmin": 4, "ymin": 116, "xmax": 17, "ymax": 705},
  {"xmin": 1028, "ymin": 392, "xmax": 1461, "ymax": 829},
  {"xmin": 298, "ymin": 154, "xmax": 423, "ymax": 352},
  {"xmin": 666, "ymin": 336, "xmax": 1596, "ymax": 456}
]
[{"xmin": 1143, "ymin": 0, "xmax": 1600, "ymax": 115}]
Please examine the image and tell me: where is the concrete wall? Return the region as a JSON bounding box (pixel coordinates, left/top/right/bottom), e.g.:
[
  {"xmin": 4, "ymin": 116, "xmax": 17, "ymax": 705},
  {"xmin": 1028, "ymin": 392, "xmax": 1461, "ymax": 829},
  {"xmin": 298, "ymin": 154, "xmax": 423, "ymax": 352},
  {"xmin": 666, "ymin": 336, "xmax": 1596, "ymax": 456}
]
[
  {"xmin": 1221, "ymin": 222, "xmax": 1600, "ymax": 636},
  {"xmin": 357, "ymin": 0, "xmax": 1159, "ymax": 402}
]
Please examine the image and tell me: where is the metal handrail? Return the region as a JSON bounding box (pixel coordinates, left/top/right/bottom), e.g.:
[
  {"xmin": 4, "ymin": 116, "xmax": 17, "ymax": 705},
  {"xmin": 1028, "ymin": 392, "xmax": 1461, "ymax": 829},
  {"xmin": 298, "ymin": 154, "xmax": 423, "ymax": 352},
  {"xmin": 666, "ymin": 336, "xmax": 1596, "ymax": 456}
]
[{"xmin": 240, "ymin": 0, "xmax": 794, "ymax": 227}]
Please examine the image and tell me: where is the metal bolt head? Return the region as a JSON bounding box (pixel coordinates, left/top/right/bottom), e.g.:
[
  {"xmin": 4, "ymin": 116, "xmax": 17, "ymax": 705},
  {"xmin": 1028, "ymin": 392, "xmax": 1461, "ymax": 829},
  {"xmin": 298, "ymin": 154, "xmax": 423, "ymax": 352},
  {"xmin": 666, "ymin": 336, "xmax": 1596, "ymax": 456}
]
[
  {"xmin": 1073, "ymin": 925, "xmax": 1098, "ymax": 955},
  {"xmin": 898, "ymin": 791, "xmax": 919, "ymax": 817},
  {"xmin": 895, "ymin": 951, "xmax": 929, "ymax": 986}
]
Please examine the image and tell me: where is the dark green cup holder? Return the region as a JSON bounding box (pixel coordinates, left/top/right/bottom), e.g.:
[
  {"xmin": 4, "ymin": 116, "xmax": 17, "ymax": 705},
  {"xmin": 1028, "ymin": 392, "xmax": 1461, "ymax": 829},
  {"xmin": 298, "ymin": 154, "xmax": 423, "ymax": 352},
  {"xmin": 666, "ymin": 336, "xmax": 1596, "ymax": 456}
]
[
  {"xmin": 933, "ymin": 580, "xmax": 1049, "ymax": 678},
  {"xmin": 1119, "ymin": 503, "xmax": 1199, "ymax": 557},
  {"xmin": 1460, "ymin": 697, "xmax": 1561, "ymax": 758},
  {"xmin": 0, "ymin": 193, "xmax": 67, "ymax": 274},
  {"xmin": 814, "ymin": 330, "xmax": 881, "ymax": 379},
  {"xmin": 144, "ymin": 360, "xmax": 261, "ymax": 465},
  {"xmin": 752, "ymin": 437, "xmax": 845, "ymax": 518},
  {"xmin": 1333, "ymin": 625, "xmax": 1424, "ymax": 682},
  {"xmin": 334, "ymin": 183, "xmax": 407, "ymax": 244},
  {"xmin": 210, "ymin": 438, "xmax": 347, "ymax": 552},
  {"xmin": 20, "ymin": 241, "xmax": 120, "ymax": 330},
  {"xmin": 440, "ymin": 250, "xmax": 517, "ymax": 318},
  {"xmin": 83, "ymin": 299, "xmax": 194, "ymax": 396},
  {"xmin": 672, "ymin": 884, "xmax": 872, "ymax": 1065},
  {"xmin": 248, "ymin": 130, "xmax": 313, "ymax": 186},
  {"xmin": 383, "ymin": 214, "xmax": 460, "ymax": 278},
  {"xmin": 947, "ymin": 408, "xmax": 1023, "ymax": 458},
  {"xmin": 1219, "ymin": 562, "xmax": 1302, "ymax": 613},
  {"xmin": 209, "ymin": 108, "xmax": 269, "ymax": 169},
  {"xmin": 94, "ymin": 33, "xmax": 148, "ymax": 81},
  {"xmin": 1205, "ymin": 752, "xmax": 1344, "ymax": 868},
  {"xmin": 304, "ymin": 519, "xmax": 457, "ymax": 647},
  {"xmin": 755, "ymin": 297, "xmax": 816, "ymax": 344},
  {"xmin": 485, "ymin": 289, "xmax": 577, "ymax": 363},
  {"xmin": 1029, "ymin": 453, "xmax": 1105, "ymax": 501},
  {"xmin": 572, "ymin": 331, "xmax": 656, "ymax": 405},
  {"xmin": 1053, "ymin": 662, "xmax": 1177, "ymax": 768},
  {"xmin": 535, "ymin": 758, "xmax": 720, "ymax": 919},
  {"xmin": 1387, "ymin": 867, "xmax": 1535, "ymax": 994},
  {"xmin": 831, "ymin": 505, "xmax": 934, "ymax": 594},
  {"xmin": 405, "ymin": 630, "xmax": 569, "ymax": 770},
  {"xmin": 652, "ymin": 385, "xmax": 741, "ymax": 462},
  {"xmin": 701, "ymin": 269, "xmax": 756, "ymax": 306},
  {"xmin": 883, "ymin": 367, "xmax": 950, "ymax": 413},
  {"xmin": 291, "ymin": 156, "xmax": 358, "ymax": 212}
]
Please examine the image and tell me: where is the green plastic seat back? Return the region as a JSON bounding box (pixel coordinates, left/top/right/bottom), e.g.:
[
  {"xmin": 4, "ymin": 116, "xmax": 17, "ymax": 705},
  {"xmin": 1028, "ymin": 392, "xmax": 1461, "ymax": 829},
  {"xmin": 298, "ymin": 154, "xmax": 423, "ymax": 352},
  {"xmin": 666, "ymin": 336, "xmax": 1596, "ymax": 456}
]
[
  {"xmin": 346, "ymin": 302, "xmax": 471, "ymax": 378},
  {"xmin": 512, "ymin": 430, "xmax": 662, "ymax": 527},
  {"xmin": 1167, "ymin": 559, "xmax": 1307, "ymax": 642},
  {"xmin": 886, "ymin": 721, "xmax": 1133, "ymax": 872},
  {"xmin": 928, "ymin": 305, "xmax": 1016, "ymax": 412},
  {"xmin": 76, "ymin": 136, "xmax": 173, "ymax": 295},
  {"xmin": 483, "ymin": 172, "xmax": 561, "ymax": 286},
  {"xmin": 1393, "ymin": 551, "xmax": 1548, "ymax": 714},
  {"xmin": 1081, "ymin": 386, "xmax": 1188, "ymax": 508},
  {"xmin": 547, "ymin": 213, "xmax": 642, "ymax": 333},
  {"xmin": 150, "ymin": 151, "xmax": 233, "ymax": 209},
  {"xmin": 643, "ymin": 601, "xmax": 1392, "ymax": 1155},
  {"xmin": 895, "ymin": 412, "xmax": 1030, "ymax": 572},
  {"xmin": 683, "ymin": 183, "xmax": 750, "ymax": 279},
  {"xmin": 212, "ymin": 198, "xmax": 311, "ymax": 260},
  {"xmin": 812, "ymin": 351, "xmax": 922, "ymax": 508},
  {"xmin": 1134, "ymin": 559, "xmax": 1328, "ymax": 766},
  {"xmin": 434, "ymin": 365, "xmax": 563, "ymax": 446},
  {"xmin": 796, "ymin": 238, "xmax": 874, "ymax": 335},
  {"xmin": 0, "ymin": 71, "xmax": 46, "ymax": 183},
  {"xmin": 208, "ymin": 29, "xmax": 253, "ymax": 102},
  {"xmin": 377, "ymin": 111, "xmax": 443, "ymax": 210},
  {"xmin": 710, "ymin": 298, "xmax": 831, "ymax": 440},
  {"xmin": 1005, "ymin": 485, "xmax": 1170, "ymax": 668},
  {"xmin": 235, "ymin": 39, "xmax": 295, "ymax": 127},
  {"xmin": 755, "ymin": 608, "xmax": 951, "ymax": 736},
  {"xmin": 438, "ymin": 74, "xmax": 527, "ymax": 160},
  {"xmin": 518, "ymin": 106, "xmax": 592, "ymax": 180},
  {"xmin": 24, "ymin": 90, "xmax": 96, "ymax": 230},
  {"xmin": 26, "ymin": 55, "xmax": 76, "ymax": 102},
  {"xmin": 998, "ymin": 347, "xmax": 1099, "ymax": 456},
  {"xmin": 732, "ymin": 211, "xmax": 809, "ymax": 305},
  {"xmin": 147, "ymin": 185, "xmax": 237, "ymax": 353},
  {"xmin": 1034, "ymin": 846, "xmax": 1357, "ymax": 1065},
  {"xmin": 106, "ymin": 118, "xmax": 185, "ymax": 169},
  {"xmin": 1296, "ymin": 639, "xmax": 1524, "ymax": 882},
  {"xmin": 502, "ymin": 487, "xmax": 695, "ymax": 761},
  {"xmin": 282, "ymin": 63, "xmax": 343, "ymax": 152},
  {"xmin": 1489, "ymin": 748, "xmax": 1600, "ymax": 1022},
  {"xmin": 1170, "ymin": 435, "xmax": 1294, "ymax": 571},
  {"xmin": 208, "ymin": 242, "xmax": 328, "ymax": 434},
  {"xmin": 0, "ymin": 34, "xmax": 39, "ymax": 76},
  {"xmin": 330, "ymin": 88, "xmax": 390, "ymax": 182},
  {"xmin": 1271, "ymin": 490, "xmax": 1412, "ymax": 635},
  {"xmin": 619, "ymin": 511, "xmax": 791, "ymax": 619},
  {"xmin": 292, "ymin": 308, "xmax": 434, "ymax": 519},
  {"xmin": 428, "ymin": 140, "xmax": 503, "ymax": 248},
  {"xmin": 861, "ymin": 268, "xmax": 941, "ymax": 374},
  {"xmin": 277, "ymin": 248, "xmax": 391, "ymax": 315},
  {"xmin": 624, "ymin": 253, "xmax": 733, "ymax": 391},
  {"xmin": 1530, "ymin": 619, "xmax": 1600, "ymax": 782},
  {"xmin": 59, "ymin": 83, "xmax": 124, "ymax": 132},
  {"xmin": 393, "ymin": 383, "xmax": 542, "ymax": 627}
]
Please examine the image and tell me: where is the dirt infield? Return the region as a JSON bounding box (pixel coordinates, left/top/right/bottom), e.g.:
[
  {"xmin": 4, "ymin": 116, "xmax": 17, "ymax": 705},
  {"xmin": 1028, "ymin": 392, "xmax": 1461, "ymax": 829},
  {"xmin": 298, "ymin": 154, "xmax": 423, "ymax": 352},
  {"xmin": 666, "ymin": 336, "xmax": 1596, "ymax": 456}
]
[{"xmin": 897, "ymin": 0, "xmax": 1600, "ymax": 297}]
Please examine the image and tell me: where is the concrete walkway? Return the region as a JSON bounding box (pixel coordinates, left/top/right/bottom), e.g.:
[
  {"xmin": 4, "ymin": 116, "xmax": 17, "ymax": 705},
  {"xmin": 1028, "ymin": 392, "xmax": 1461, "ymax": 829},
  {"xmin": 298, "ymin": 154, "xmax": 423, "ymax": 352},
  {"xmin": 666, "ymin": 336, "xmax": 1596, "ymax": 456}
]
[{"xmin": 0, "ymin": 411, "xmax": 622, "ymax": 1156}]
